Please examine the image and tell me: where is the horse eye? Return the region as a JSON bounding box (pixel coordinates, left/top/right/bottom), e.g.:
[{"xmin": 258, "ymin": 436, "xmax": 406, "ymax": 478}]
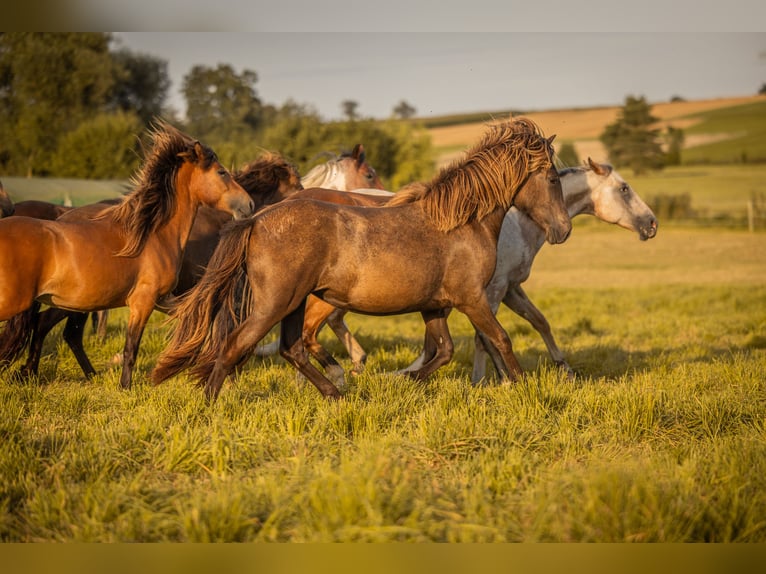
[
  {"xmin": 217, "ymin": 168, "xmax": 228, "ymax": 177},
  {"xmin": 621, "ymin": 184, "xmax": 630, "ymax": 195}
]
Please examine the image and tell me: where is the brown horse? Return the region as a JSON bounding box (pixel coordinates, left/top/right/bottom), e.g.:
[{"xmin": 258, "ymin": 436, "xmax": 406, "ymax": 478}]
[
  {"xmin": 2, "ymin": 152, "xmax": 302, "ymax": 380},
  {"xmin": 152, "ymin": 117, "xmax": 572, "ymax": 401},
  {"xmin": 0, "ymin": 121, "xmax": 254, "ymax": 389}
]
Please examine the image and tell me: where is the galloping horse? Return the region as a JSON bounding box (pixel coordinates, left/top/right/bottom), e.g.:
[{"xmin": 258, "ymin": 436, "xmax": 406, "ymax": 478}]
[
  {"xmin": 255, "ymin": 159, "xmax": 658, "ymax": 386},
  {"xmin": 0, "ymin": 121, "xmax": 254, "ymax": 389},
  {"xmin": 152, "ymin": 117, "xmax": 572, "ymax": 401},
  {"xmin": 4, "ymin": 147, "xmax": 382, "ymax": 379}
]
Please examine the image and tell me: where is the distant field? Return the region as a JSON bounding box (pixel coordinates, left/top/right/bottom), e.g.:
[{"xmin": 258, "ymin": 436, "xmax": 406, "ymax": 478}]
[{"xmin": 428, "ymin": 95, "xmax": 766, "ymax": 168}]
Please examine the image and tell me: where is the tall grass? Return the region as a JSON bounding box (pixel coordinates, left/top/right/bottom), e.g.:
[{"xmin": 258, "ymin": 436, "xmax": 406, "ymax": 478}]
[{"xmin": 1, "ymin": 225, "xmax": 764, "ymax": 542}]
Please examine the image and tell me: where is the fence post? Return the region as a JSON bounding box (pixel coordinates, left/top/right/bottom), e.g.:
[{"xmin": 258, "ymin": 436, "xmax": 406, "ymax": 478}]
[{"xmin": 747, "ymin": 199, "xmax": 754, "ymax": 233}]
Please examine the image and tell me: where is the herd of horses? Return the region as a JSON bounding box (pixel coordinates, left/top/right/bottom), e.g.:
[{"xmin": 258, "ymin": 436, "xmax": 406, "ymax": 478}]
[{"xmin": 0, "ymin": 117, "xmax": 657, "ymax": 402}]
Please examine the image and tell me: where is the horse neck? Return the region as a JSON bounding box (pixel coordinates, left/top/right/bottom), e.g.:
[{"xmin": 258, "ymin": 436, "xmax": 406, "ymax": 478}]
[
  {"xmin": 153, "ymin": 164, "xmax": 201, "ymax": 256},
  {"xmin": 561, "ymin": 169, "xmax": 597, "ymax": 219}
]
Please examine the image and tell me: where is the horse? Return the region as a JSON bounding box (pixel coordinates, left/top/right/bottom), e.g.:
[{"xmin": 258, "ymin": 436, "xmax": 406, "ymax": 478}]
[
  {"xmin": 4, "ymin": 146, "xmax": 383, "ymax": 380},
  {"xmin": 151, "ymin": 117, "xmax": 572, "ymax": 401},
  {"xmin": 404, "ymin": 157, "xmax": 658, "ymax": 383},
  {"xmin": 254, "ymin": 159, "xmax": 658, "ymax": 386},
  {"xmin": 0, "ymin": 120, "xmax": 255, "ymax": 389},
  {"xmin": 301, "ymin": 143, "xmax": 383, "ymax": 191}
]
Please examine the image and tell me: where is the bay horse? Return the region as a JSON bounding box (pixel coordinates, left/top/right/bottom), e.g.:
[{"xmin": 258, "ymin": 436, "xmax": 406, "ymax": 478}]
[
  {"xmin": 152, "ymin": 117, "xmax": 572, "ymax": 401},
  {"xmin": 254, "ymin": 159, "xmax": 658, "ymax": 386},
  {"xmin": 0, "ymin": 121, "xmax": 255, "ymax": 389}
]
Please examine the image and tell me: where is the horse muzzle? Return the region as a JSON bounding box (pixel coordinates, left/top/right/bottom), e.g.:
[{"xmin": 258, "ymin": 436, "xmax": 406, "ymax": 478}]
[
  {"xmin": 639, "ymin": 217, "xmax": 658, "ymax": 241},
  {"xmin": 546, "ymin": 220, "xmax": 572, "ymax": 245}
]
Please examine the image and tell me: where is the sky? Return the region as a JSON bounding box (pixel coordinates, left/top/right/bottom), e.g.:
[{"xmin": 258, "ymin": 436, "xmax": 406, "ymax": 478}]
[{"xmin": 112, "ymin": 32, "xmax": 766, "ymax": 122}]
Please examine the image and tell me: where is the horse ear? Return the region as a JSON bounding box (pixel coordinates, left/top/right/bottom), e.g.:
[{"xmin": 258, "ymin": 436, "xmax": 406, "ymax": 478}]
[
  {"xmin": 352, "ymin": 143, "xmax": 365, "ymax": 166},
  {"xmin": 546, "ymin": 134, "xmax": 557, "ymax": 145},
  {"xmin": 587, "ymin": 157, "xmax": 607, "ymax": 175}
]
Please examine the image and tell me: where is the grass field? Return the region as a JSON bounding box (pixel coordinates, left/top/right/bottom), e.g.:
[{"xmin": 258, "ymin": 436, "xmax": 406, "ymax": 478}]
[
  {"xmin": 1, "ymin": 221, "xmax": 764, "ymax": 542},
  {"xmin": 1, "ymin": 96, "xmax": 765, "ymax": 542}
]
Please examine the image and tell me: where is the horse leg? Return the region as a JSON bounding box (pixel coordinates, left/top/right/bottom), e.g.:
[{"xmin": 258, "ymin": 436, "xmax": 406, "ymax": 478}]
[
  {"xmin": 203, "ymin": 313, "xmax": 281, "ymax": 403},
  {"xmin": 302, "ymin": 297, "xmax": 346, "ymax": 387},
  {"xmin": 398, "ymin": 310, "xmax": 454, "ymax": 381},
  {"xmin": 280, "ymin": 301, "xmax": 341, "ymax": 400},
  {"xmin": 62, "ymin": 312, "xmax": 97, "ymax": 379},
  {"xmin": 457, "ymin": 299, "xmax": 523, "ymax": 384},
  {"xmin": 20, "ymin": 305, "xmax": 64, "ymax": 377},
  {"xmin": 119, "ymin": 302, "xmax": 154, "ymax": 389},
  {"xmin": 94, "ymin": 309, "xmax": 109, "ymax": 341},
  {"xmin": 503, "ymin": 285, "xmax": 574, "ymax": 379},
  {"xmin": 324, "ymin": 307, "xmax": 367, "ymax": 374}
]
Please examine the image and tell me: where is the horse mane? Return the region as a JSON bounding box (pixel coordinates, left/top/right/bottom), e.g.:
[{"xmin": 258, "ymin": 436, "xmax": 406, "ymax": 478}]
[
  {"xmin": 300, "ymin": 149, "xmax": 356, "ymax": 188},
  {"xmin": 104, "ymin": 120, "xmax": 216, "ymax": 257},
  {"xmin": 388, "ymin": 117, "xmax": 554, "ymax": 232},
  {"xmin": 234, "ymin": 152, "xmax": 301, "ymax": 198}
]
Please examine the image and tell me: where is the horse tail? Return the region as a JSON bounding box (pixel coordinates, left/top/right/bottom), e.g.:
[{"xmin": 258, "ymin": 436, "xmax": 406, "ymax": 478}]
[
  {"xmin": 151, "ymin": 219, "xmax": 255, "ymax": 386},
  {"xmin": 0, "ymin": 302, "xmax": 40, "ymax": 369}
]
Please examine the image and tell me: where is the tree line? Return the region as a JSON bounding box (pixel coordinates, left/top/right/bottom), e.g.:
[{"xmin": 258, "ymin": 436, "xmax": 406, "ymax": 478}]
[
  {"xmin": 0, "ymin": 33, "xmax": 432, "ymax": 189},
  {"xmin": 1, "ymin": 33, "xmax": 686, "ymax": 188}
]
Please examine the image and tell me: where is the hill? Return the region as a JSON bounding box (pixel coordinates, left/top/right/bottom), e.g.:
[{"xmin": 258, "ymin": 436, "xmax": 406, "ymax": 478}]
[{"xmin": 427, "ymin": 95, "xmax": 766, "ymax": 168}]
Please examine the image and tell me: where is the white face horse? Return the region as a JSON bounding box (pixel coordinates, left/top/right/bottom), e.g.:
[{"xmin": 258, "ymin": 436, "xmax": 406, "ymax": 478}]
[{"xmin": 300, "ymin": 144, "xmax": 384, "ymax": 191}]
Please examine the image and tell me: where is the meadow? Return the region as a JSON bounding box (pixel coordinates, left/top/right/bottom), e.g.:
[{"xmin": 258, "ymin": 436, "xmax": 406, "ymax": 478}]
[
  {"xmin": 2, "ymin": 97, "xmax": 765, "ymax": 542},
  {"xmin": 1, "ymin": 217, "xmax": 764, "ymax": 541}
]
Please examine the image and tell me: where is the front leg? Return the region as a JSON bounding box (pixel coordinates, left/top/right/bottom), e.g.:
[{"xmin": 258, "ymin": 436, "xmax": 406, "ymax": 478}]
[
  {"xmin": 398, "ymin": 309, "xmax": 454, "ymax": 381},
  {"xmin": 457, "ymin": 298, "xmax": 523, "ymax": 384},
  {"xmin": 503, "ymin": 284, "xmax": 574, "ymax": 379}
]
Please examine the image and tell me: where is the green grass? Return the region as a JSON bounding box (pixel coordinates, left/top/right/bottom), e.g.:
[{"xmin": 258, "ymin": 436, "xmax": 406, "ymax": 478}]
[{"xmin": 1, "ymin": 225, "xmax": 765, "ymax": 542}]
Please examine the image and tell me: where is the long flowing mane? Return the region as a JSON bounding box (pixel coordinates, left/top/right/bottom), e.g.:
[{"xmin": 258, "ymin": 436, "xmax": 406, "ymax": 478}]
[
  {"xmin": 234, "ymin": 152, "xmax": 301, "ymax": 198},
  {"xmin": 300, "ymin": 150, "xmax": 352, "ymax": 188},
  {"xmin": 105, "ymin": 120, "xmax": 216, "ymax": 257},
  {"xmin": 388, "ymin": 117, "xmax": 554, "ymax": 232}
]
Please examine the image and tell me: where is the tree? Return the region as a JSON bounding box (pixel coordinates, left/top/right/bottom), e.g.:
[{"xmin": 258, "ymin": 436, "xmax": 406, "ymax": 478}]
[
  {"xmin": 392, "ymin": 100, "xmax": 416, "ymax": 120},
  {"xmin": 110, "ymin": 48, "xmax": 171, "ymax": 125},
  {"xmin": 600, "ymin": 95, "xmax": 665, "ymax": 175},
  {"xmin": 759, "ymin": 83, "xmax": 766, "ymax": 95},
  {"xmin": 0, "ymin": 33, "xmax": 117, "ymax": 176},
  {"xmin": 181, "ymin": 64, "xmax": 262, "ymax": 143},
  {"xmin": 664, "ymin": 125, "xmax": 685, "ymax": 166},
  {"xmin": 341, "ymin": 100, "xmax": 359, "ymax": 122},
  {"xmin": 555, "ymin": 142, "xmax": 579, "ymax": 167},
  {"xmin": 49, "ymin": 111, "xmax": 143, "ymax": 179}
]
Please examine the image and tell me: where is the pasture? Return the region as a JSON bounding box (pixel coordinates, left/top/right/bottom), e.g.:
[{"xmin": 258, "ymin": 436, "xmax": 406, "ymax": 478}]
[{"xmin": 1, "ymin": 221, "xmax": 764, "ymax": 542}]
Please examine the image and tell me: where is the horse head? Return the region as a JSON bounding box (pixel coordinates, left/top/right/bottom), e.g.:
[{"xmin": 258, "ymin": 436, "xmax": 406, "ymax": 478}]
[
  {"xmin": 512, "ymin": 134, "xmax": 572, "ymax": 245},
  {"xmin": 586, "ymin": 157, "xmax": 658, "ymax": 241},
  {"xmin": 341, "ymin": 144, "xmax": 385, "ymax": 190},
  {"xmin": 181, "ymin": 141, "xmax": 254, "ymax": 220}
]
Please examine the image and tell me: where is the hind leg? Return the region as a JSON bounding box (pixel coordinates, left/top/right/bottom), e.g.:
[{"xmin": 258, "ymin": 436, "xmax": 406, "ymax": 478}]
[
  {"xmin": 203, "ymin": 312, "xmax": 284, "ymax": 402},
  {"xmin": 280, "ymin": 301, "xmax": 341, "ymax": 399},
  {"xmin": 62, "ymin": 312, "xmax": 96, "ymax": 379},
  {"xmin": 20, "ymin": 306, "xmax": 64, "ymax": 377},
  {"xmin": 302, "ymin": 297, "xmax": 346, "ymax": 387}
]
